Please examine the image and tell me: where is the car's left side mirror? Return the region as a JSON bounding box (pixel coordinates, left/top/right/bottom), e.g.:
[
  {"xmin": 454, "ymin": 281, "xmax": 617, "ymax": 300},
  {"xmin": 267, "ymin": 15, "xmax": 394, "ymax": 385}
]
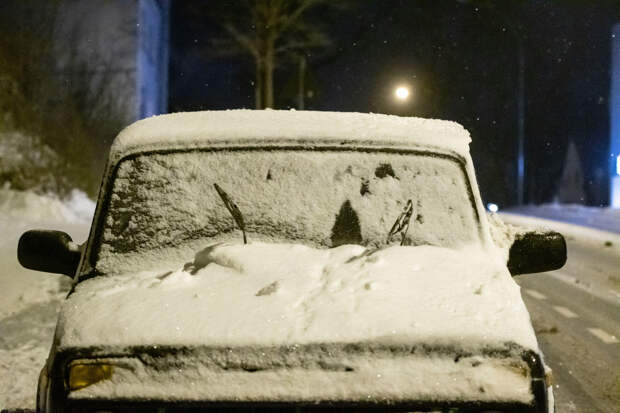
[
  {"xmin": 18, "ymin": 230, "xmax": 82, "ymax": 277},
  {"xmin": 507, "ymin": 231, "xmax": 567, "ymax": 276}
]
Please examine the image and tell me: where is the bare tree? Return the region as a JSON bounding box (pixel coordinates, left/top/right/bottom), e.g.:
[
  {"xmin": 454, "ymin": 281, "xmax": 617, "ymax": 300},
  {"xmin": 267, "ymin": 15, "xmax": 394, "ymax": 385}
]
[
  {"xmin": 0, "ymin": 0, "xmax": 129, "ymax": 196},
  {"xmin": 0, "ymin": 1, "xmax": 58, "ymax": 130},
  {"xmin": 205, "ymin": 0, "xmax": 340, "ymax": 109}
]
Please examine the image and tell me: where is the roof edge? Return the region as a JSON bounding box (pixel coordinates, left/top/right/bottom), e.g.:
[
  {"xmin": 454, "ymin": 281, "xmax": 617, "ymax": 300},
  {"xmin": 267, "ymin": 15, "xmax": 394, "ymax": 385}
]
[{"xmin": 111, "ymin": 110, "xmax": 471, "ymax": 161}]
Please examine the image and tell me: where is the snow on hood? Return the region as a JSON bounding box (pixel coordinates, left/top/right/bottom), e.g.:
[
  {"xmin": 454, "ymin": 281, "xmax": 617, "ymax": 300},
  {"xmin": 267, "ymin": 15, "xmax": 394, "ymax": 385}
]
[{"xmin": 58, "ymin": 242, "xmax": 537, "ymax": 352}]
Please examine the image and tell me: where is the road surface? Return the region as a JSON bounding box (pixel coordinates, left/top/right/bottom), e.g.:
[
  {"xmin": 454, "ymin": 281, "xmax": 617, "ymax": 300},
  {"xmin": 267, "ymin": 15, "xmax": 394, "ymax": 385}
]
[{"xmin": 504, "ymin": 214, "xmax": 620, "ymax": 413}]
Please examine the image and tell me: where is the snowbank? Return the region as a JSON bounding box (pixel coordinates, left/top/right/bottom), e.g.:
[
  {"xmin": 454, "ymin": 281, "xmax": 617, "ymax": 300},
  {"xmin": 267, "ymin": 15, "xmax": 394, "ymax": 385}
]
[
  {"xmin": 0, "ymin": 187, "xmax": 94, "ymax": 224},
  {"xmin": 506, "ymin": 203, "xmax": 620, "ymax": 235},
  {"xmin": 0, "ymin": 130, "xmax": 59, "ymax": 192},
  {"xmin": 0, "ymin": 188, "xmax": 94, "ymax": 318},
  {"xmin": 0, "ymin": 188, "xmax": 93, "ymax": 410},
  {"xmin": 500, "ymin": 212, "xmax": 620, "ymax": 306},
  {"xmin": 499, "ymin": 212, "xmax": 620, "ymax": 251}
]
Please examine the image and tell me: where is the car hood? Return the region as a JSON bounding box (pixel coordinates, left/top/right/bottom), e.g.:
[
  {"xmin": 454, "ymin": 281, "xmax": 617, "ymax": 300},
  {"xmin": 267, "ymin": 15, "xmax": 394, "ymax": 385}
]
[{"xmin": 57, "ymin": 242, "xmax": 538, "ymax": 352}]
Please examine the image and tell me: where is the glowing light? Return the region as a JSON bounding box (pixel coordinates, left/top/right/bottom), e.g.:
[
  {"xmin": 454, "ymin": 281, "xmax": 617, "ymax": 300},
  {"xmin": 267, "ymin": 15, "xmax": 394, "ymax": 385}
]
[
  {"xmin": 394, "ymin": 86, "xmax": 409, "ymax": 101},
  {"xmin": 617, "ymin": 155, "xmax": 620, "ymax": 175},
  {"xmin": 487, "ymin": 203, "xmax": 499, "ymax": 213}
]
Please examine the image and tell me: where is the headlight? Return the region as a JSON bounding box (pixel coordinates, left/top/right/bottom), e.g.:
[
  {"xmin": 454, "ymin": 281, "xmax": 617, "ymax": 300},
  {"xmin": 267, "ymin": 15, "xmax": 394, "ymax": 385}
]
[
  {"xmin": 545, "ymin": 367, "xmax": 554, "ymax": 387},
  {"xmin": 68, "ymin": 362, "xmax": 113, "ymax": 390}
]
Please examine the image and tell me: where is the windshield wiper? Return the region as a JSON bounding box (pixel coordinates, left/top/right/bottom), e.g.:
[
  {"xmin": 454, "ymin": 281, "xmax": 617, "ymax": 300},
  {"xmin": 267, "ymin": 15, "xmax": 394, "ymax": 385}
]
[
  {"xmin": 387, "ymin": 199, "xmax": 413, "ymax": 246},
  {"xmin": 213, "ymin": 183, "xmax": 247, "ymax": 244}
]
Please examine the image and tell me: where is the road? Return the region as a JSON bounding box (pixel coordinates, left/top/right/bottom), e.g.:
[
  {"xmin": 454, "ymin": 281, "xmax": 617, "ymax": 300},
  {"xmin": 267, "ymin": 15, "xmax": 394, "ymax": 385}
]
[{"xmin": 509, "ymin": 219, "xmax": 620, "ymax": 412}]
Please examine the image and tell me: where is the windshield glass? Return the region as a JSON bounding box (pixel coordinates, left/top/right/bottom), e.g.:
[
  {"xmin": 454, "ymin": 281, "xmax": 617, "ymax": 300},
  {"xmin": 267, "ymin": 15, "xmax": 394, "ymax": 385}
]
[{"xmin": 95, "ymin": 149, "xmax": 479, "ymax": 273}]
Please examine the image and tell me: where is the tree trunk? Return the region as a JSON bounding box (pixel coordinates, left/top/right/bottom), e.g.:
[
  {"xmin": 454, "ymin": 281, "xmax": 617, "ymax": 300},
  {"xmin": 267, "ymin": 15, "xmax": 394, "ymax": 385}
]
[
  {"xmin": 254, "ymin": 58, "xmax": 263, "ymax": 109},
  {"xmin": 264, "ymin": 37, "xmax": 275, "ymax": 108},
  {"xmin": 297, "ymin": 54, "xmax": 306, "ymax": 110}
]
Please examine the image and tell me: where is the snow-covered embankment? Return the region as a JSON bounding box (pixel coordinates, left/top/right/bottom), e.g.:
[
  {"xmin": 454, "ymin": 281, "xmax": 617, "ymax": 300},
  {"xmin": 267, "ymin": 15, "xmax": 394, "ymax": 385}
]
[{"xmin": 0, "ymin": 188, "xmax": 93, "ymax": 411}]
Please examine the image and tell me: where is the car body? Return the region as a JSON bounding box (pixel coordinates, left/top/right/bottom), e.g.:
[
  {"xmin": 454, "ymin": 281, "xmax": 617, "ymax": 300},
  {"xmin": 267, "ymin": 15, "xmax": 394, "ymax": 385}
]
[{"xmin": 19, "ymin": 110, "xmax": 566, "ymax": 412}]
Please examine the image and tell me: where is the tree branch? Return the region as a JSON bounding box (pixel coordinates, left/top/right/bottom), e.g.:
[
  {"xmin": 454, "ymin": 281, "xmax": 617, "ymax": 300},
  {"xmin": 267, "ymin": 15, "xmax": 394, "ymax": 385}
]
[{"xmin": 222, "ymin": 23, "xmax": 260, "ymax": 59}]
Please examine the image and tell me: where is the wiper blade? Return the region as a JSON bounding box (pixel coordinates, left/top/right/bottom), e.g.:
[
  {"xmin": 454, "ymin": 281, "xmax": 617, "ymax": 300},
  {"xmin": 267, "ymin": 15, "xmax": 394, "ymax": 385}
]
[
  {"xmin": 213, "ymin": 183, "xmax": 247, "ymax": 244},
  {"xmin": 387, "ymin": 199, "xmax": 413, "ymax": 246}
]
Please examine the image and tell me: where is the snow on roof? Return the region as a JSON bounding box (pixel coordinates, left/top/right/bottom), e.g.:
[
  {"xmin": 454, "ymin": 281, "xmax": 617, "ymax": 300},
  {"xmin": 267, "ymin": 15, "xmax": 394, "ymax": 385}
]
[{"xmin": 110, "ymin": 110, "xmax": 471, "ymax": 162}]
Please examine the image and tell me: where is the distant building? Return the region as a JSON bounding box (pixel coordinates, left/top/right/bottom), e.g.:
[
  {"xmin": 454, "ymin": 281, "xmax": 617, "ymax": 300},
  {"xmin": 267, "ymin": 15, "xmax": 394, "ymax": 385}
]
[
  {"xmin": 609, "ymin": 23, "xmax": 620, "ymax": 207},
  {"xmin": 54, "ymin": 0, "xmax": 170, "ymax": 122}
]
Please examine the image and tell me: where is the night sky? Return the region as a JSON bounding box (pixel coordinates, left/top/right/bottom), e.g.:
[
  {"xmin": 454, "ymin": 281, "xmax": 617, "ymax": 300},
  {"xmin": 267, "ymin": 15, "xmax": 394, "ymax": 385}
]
[{"xmin": 169, "ymin": 0, "xmax": 620, "ymax": 207}]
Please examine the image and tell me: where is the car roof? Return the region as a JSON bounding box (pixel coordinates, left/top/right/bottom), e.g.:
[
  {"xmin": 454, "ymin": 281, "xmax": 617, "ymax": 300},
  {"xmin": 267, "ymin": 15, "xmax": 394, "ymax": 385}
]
[{"xmin": 110, "ymin": 110, "xmax": 471, "ymax": 163}]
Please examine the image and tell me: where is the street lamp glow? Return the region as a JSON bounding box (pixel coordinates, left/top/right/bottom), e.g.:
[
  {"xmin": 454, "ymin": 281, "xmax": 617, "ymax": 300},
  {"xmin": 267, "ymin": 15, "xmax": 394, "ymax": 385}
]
[{"xmin": 395, "ymin": 86, "xmax": 409, "ymax": 101}]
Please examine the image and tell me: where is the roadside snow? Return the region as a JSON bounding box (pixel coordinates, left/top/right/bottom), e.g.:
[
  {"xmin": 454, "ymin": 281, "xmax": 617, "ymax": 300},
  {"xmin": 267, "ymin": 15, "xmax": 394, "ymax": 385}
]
[
  {"xmin": 0, "ymin": 186, "xmax": 92, "ymax": 224},
  {"xmin": 499, "ymin": 212, "xmax": 620, "ymax": 252},
  {"xmin": 0, "ymin": 188, "xmax": 94, "ymax": 317},
  {"xmin": 0, "ymin": 188, "xmax": 93, "ymax": 411},
  {"xmin": 506, "ymin": 203, "xmax": 620, "ymax": 235},
  {"xmin": 499, "ymin": 212, "xmax": 620, "ymax": 305}
]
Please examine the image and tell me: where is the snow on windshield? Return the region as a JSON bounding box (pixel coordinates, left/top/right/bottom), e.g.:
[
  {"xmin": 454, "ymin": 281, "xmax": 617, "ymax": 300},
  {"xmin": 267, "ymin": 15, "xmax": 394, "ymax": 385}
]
[{"xmin": 97, "ymin": 149, "xmax": 479, "ymax": 273}]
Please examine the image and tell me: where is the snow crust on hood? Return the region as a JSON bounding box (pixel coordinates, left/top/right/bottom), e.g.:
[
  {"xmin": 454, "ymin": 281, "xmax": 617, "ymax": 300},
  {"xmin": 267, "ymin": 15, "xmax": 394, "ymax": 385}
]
[
  {"xmin": 59, "ymin": 242, "xmax": 537, "ymax": 352},
  {"xmin": 110, "ymin": 110, "xmax": 471, "ymax": 162}
]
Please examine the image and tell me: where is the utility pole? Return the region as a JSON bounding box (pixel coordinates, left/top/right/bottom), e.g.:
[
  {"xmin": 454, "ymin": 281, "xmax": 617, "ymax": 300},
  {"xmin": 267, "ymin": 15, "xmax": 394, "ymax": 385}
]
[
  {"xmin": 516, "ymin": 40, "xmax": 526, "ymax": 205},
  {"xmin": 464, "ymin": 1, "xmax": 527, "ymax": 205}
]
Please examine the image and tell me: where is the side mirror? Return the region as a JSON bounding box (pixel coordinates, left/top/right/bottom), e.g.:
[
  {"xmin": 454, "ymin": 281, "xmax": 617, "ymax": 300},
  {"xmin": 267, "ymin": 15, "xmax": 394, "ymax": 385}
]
[
  {"xmin": 18, "ymin": 230, "xmax": 81, "ymax": 277},
  {"xmin": 507, "ymin": 231, "xmax": 567, "ymax": 276}
]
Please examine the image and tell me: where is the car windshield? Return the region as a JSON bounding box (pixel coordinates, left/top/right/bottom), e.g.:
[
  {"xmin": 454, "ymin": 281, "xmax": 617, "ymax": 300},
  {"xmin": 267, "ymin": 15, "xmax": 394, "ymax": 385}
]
[{"xmin": 95, "ymin": 148, "xmax": 480, "ymax": 273}]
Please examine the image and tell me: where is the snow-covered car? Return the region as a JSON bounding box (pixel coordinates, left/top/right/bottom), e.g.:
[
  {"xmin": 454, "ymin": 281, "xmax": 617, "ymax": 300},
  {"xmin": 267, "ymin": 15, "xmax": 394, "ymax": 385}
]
[{"xmin": 19, "ymin": 110, "xmax": 566, "ymax": 412}]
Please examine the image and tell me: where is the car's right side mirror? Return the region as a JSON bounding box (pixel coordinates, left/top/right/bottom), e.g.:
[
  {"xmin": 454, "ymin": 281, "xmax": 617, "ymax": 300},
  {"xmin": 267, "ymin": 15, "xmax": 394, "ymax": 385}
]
[{"xmin": 507, "ymin": 231, "xmax": 567, "ymax": 276}]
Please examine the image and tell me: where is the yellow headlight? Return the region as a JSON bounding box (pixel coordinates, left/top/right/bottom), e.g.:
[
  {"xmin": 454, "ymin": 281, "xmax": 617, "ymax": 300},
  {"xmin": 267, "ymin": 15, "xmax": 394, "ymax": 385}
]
[{"xmin": 68, "ymin": 363, "xmax": 113, "ymax": 390}]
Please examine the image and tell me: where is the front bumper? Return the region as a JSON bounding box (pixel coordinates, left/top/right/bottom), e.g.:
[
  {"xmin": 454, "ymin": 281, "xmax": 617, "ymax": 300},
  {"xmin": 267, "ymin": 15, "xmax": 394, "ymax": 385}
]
[{"xmin": 50, "ymin": 343, "xmax": 550, "ymax": 413}]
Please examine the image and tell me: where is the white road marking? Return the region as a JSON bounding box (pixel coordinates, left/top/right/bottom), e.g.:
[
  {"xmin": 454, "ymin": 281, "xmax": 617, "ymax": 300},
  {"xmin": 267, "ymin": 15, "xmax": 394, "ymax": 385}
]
[
  {"xmin": 549, "ymin": 271, "xmax": 620, "ymax": 306},
  {"xmin": 587, "ymin": 328, "xmax": 619, "ymax": 344},
  {"xmin": 552, "ymin": 305, "xmax": 578, "ymax": 318},
  {"xmin": 550, "ymin": 271, "xmax": 580, "ymax": 286},
  {"xmin": 524, "ymin": 289, "xmax": 547, "ymax": 300}
]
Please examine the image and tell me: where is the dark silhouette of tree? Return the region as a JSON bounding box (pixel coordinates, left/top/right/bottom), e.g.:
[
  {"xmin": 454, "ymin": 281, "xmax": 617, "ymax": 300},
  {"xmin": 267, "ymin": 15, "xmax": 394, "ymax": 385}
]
[
  {"xmin": 201, "ymin": 0, "xmax": 345, "ymax": 109},
  {"xmin": 331, "ymin": 200, "xmax": 362, "ymax": 247}
]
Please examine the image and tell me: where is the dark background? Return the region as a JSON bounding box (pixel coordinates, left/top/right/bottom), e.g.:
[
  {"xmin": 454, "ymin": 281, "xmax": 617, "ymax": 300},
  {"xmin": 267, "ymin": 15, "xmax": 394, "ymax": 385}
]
[{"xmin": 169, "ymin": 0, "xmax": 620, "ymax": 208}]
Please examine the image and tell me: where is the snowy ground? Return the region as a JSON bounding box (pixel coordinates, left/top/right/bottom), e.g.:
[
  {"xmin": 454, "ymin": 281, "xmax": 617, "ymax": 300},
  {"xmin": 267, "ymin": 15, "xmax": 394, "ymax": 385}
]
[
  {"xmin": 507, "ymin": 203, "xmax": 620, "ymax": 234},
  {"xmin": 0, "ymin": 188, "xmax": 93, "ymax": 411}
]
